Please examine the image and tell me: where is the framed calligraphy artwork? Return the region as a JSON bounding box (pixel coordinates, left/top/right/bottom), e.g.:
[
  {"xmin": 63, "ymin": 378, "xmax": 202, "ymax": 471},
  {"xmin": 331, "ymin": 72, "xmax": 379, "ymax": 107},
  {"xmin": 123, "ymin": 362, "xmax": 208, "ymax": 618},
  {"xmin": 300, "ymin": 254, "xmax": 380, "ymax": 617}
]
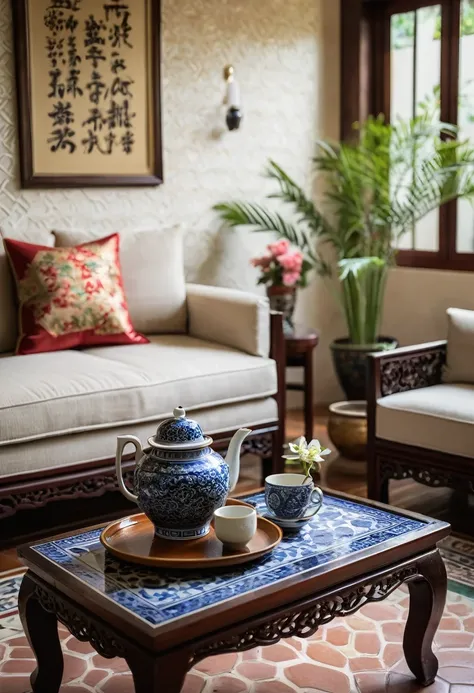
[{"xmin": 12, "ymin": 0, "xmax": 162, "ymax": 187}]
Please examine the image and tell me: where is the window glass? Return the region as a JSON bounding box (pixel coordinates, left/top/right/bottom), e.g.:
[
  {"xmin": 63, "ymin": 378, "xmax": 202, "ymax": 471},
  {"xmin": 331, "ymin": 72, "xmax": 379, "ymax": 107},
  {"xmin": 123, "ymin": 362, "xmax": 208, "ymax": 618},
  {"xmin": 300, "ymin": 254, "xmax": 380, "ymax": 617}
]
[
  {"xmin": 457, "ymin": 0, "xmax": 474, "ymax": 253},
  {"xmin": 390, "ymin": 7, "xmax": 441, "ymax": 251}
]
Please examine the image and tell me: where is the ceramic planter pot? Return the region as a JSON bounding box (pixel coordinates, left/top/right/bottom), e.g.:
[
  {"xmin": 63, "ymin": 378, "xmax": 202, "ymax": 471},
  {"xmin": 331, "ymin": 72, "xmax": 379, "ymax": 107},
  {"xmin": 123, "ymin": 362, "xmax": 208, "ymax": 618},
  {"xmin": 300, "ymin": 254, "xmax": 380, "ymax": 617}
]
[
  {"xmin": 266, "ymin": 286, "xmax": 297, "ymax": 335},
  {"xmin": 328, "ymin": 400, "xmax": 367, "ymax": 461},
  {"xmin": 330, "ymin": 336, "xmax": 399, "ymax": 401}
]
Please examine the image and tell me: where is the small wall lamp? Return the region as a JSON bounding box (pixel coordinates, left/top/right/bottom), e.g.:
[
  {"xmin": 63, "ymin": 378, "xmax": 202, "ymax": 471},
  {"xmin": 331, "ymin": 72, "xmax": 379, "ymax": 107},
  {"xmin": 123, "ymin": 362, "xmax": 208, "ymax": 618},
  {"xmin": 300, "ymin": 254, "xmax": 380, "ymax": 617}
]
[{"xmin": 223, "ymin": 65, "xmax": 242, "ymax": 131}]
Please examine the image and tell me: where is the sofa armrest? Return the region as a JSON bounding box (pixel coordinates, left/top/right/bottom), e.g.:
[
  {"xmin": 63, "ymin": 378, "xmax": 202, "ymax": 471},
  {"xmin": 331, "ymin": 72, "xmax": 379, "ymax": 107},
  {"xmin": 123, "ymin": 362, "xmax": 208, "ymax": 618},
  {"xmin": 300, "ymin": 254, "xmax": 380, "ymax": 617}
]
[
  {"xmin": 368, "ymin": 341, "xmax": 447, "ymax": 401},
  {"xmin": 367, "ymin": 341, "xmax": 447, "ymax": 452},
  {"xmin": 186, "ymin": 283, "xmax": 270, "ymax": 358}
]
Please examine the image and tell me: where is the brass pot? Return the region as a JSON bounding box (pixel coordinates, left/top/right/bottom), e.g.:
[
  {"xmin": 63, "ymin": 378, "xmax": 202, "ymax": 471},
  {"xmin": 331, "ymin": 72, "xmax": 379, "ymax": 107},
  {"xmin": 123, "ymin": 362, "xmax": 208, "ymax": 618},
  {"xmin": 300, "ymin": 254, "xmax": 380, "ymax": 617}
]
[{"xmin": 328, "ymin": 401, "xmax": 367, "ymax": 461}]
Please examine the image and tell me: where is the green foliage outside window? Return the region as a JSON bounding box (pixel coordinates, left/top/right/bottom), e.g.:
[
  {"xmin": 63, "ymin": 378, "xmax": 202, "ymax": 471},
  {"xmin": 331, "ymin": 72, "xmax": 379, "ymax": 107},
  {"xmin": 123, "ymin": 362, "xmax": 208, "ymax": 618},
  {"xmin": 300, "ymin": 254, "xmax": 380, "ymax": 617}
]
[{"xmin": 392, "ymin": 3, "xmax": 474, "ymax": 48}]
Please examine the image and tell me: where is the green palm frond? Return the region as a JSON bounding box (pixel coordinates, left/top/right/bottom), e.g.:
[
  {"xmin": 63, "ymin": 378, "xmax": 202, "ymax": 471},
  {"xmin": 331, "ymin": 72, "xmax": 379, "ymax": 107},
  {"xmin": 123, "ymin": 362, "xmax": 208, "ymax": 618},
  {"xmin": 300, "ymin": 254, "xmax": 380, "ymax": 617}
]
[{"xmin": 213, "ymin": 202, "xmax": 315, "ymax": 256}]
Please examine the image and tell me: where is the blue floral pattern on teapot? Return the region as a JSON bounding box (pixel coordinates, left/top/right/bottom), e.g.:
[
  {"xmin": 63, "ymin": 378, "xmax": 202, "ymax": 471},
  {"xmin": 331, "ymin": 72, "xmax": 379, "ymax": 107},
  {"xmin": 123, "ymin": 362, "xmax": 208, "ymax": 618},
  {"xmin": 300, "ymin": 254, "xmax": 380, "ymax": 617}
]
[{"xmin": 115, "ymin": 407, "xmax": 251, "ymax": 540}]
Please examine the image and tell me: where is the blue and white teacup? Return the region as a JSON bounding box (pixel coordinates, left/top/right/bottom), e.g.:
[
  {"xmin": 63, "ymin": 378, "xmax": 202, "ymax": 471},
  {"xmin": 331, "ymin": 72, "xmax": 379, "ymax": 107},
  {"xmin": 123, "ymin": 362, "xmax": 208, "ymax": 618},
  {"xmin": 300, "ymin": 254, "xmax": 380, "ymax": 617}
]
[{"xmin": 265, "ymin": 473, "xmax": 323, "ymax": 520}]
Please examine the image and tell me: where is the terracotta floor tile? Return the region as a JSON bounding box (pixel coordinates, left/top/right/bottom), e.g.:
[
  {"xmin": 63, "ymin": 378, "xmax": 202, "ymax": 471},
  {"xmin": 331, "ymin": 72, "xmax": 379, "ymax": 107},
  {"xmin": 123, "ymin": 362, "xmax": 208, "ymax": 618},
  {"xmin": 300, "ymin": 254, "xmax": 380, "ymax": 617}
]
[
  {"xmin": 326, "ymin": 625, "xmax": 350, "ymax": 646},
  {"xmin": 360, "ymin": 603, "xmax": 402, "ymax": 621},
  {"xmin": 62, "ymin": 653, "xmax": 88, "ymax": 683},
  {"xmin": 194, "ymin": 653, "xmax": 238, "ymax": 675},
  {"xmin": 254, "ymin": 682, "xmax": 296, "ymax": 693},
  {"xmin": 181, "ymin": 673, "xmax": 207, "ymax": 693},
  {"xmin": 10, "ymin": 646, "xmax": 34, "ymax": 659},
  {"xmin": 437, "ymin": 651, "xmax": 474, "ymax": 668},
  {"xmin": 383, "ymin": 643, "xmax": 403, "ymax": 668},
  {"xmin": 347, "ymin": 616, "xmax": 374, "ymax": 631},
  {"xmin": 261, "ymin": 643, "xmax": 299, "ymax": 662},
  {"xmin": 1, "ymin": 658, "xmax": 35, "ymax": 673},
  {"xmin": 307, "ymin": 641, "xmax": 347, "ymax": 668},
  {"xmin": 65, "ymin": 637, "xmax": 95, "ymax": 655},
  {"xmin": 6, "ymin": 636, "xmax": 29, "ymax": 647},
  {"xmin": 438, "ymin": 666, "xmax": 474, "ymax": 684},
  {"xmin": 462, "ymin": 616, "xmax": 474, "ymax": 633},
  {"xmin": 285, "ymin": 662, "xmax": 351, "ymax": 693},
  {"xmin": 242, "ymin": 647, "xmax": 261, "ymax": 660},
  {"xmin": 382, "ymin": 621, "xmax": 405, "ymax": 643},
  {"xmin": 209, "ymin": 677, "xmax": 248, "ymax": 692},
  {"xmin": 0, "ymin": 677, "xmax": 38, "ymax": 693},
  {"xmin": 439, "ymin": 616, "xmax": 462, "ymax": 631},
  {"xmin": 287, "ymin": 637, "xmax": 303, "ymax": 651},
  {"xmin": 101, "ymin": 674, "xmax": 134, "ymax": 693},
  {"xmin": 350, "ymin": 656, "xmax": 385, "ymax": 672},
  {"xmin": 354, "ymin": 632, "xmax": 382, "ymax": 655},
  {"xmin": 83, "ymin": 669, "xmax": 109, "ymax": 686},
  {"xmin": 354, "ymin": 671, "xmax": 388, "ymax": 693},
  {"xmin": 436, "ymin": 631, "xmax": 474, "ymax": 648},
  {"xmin": 387, "ymin": 672, "xmax": 449, "ymax": 692},
  {"xmin": 448, "ymin": 604, "xmax": 472, "ymax": 617},
  {"xmin": 236, "ymin": 661, "xmax": 276, "ymax": 680},
  {"xmin": 92, "ymin": 653, "xmax": 128, "ymax": 672}
]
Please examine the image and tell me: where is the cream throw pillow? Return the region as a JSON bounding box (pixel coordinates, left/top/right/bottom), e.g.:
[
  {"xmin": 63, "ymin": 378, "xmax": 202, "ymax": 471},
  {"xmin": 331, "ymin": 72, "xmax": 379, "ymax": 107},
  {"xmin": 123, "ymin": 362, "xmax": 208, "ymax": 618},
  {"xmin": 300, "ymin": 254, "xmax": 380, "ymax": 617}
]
[
  {"xmin": 54, "ymin": 228, "xmax": 187, "ymax": 334},
  {"xmin": 443, "ymin": 307, "xmax": 474, "ymax": 383},
  {"xmin": 0, "ymin": 228, "xmax": 55, "ymax": 353}
]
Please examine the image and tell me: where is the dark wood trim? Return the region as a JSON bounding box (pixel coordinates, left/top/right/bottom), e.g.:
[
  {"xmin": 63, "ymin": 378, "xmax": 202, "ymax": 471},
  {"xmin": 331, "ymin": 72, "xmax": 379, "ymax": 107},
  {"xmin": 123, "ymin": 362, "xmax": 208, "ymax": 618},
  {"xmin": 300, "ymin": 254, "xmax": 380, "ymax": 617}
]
[
  {"xmin": 270, "ymin": 311, "xmax": 286, "ymax": 470},
  {"xmin": 11, "ymin": 0, "xmax": 163, "ymax": 188},
  {"xmin": 19, "ymin": 548, "xmax": 447, "ymax": 688},
  {"xmin": 18, "ymin": 495, "xmax": 450, "ymax": 651},
  {"xmin": 340, "ymin": 0, "xmax": 364, "ymax": 140}
]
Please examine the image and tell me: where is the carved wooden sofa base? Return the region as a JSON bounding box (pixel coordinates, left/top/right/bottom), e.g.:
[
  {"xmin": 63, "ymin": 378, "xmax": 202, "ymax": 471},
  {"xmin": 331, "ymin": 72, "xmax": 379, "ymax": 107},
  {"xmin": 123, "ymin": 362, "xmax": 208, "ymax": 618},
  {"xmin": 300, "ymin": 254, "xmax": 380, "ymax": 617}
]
[{"xmin": 367, "ymin": 340, "xmax": 474, "ymax": 503}]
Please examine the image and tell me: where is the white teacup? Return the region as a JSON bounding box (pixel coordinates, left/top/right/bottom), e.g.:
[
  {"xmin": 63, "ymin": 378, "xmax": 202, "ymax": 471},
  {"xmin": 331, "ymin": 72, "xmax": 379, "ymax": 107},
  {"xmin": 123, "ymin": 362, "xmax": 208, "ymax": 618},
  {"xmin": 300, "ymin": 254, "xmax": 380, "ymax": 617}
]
[{"xmin": 214, "ymin": 505, "xmax": 257, "ymax": 550}]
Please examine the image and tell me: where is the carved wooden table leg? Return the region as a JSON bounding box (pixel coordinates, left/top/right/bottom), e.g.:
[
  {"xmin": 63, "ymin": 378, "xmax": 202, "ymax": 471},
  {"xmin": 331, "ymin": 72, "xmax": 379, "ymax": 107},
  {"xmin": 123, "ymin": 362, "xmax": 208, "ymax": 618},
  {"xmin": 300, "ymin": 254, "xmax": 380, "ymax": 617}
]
[
  {"xmin": 126, "ymin": 650, "xmax": 190, "ymax": 693},
  {"xmin": 403, "ymin": 549, "xmax": 447, "ymax": 686},
  {"xmin": 19, "ymin": 572, "xmax": 64, "ymax": 693}
]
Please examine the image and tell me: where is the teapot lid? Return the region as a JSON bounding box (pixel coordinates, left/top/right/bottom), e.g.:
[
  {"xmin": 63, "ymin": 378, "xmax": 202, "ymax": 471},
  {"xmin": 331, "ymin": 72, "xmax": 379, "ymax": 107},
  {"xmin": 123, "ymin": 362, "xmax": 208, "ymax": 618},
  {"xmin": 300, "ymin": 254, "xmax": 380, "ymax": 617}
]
[{"xmin": 150, "ymin": 406, "xmax": 213, "ymax": 450}]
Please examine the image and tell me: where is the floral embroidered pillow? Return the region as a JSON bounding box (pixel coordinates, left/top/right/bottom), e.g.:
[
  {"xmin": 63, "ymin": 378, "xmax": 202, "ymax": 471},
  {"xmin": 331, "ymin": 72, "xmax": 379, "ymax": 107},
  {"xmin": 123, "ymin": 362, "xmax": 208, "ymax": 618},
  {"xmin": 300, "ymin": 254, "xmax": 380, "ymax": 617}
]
[{"xmin": 3, "ymin": 233, "xmax": 149, "ymax": 355}]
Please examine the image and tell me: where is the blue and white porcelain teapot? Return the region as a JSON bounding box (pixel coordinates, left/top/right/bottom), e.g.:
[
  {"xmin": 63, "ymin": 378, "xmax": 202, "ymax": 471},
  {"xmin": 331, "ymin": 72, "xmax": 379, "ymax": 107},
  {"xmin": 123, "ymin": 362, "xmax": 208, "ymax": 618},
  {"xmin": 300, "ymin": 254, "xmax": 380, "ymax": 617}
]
[{"xmin": 115, "ymin": 407, "xmax": 250, "ymax": 540}]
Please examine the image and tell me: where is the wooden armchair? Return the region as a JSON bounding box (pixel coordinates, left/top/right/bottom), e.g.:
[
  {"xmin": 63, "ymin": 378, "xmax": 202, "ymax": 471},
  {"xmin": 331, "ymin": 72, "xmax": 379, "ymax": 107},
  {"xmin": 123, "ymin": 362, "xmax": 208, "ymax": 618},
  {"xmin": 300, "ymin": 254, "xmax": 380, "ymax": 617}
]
[{"xmin": 365, "ymin": 340, "xmax": 465, "ymax": 504}]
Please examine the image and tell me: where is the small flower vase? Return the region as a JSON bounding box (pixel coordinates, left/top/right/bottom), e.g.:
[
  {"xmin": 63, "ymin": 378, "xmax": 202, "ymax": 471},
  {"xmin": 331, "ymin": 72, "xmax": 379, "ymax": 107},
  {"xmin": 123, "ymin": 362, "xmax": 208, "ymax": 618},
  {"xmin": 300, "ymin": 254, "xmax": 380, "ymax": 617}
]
[{"xmin": 266, "ymin": 286, "xmax": 297, "ymax": 335}]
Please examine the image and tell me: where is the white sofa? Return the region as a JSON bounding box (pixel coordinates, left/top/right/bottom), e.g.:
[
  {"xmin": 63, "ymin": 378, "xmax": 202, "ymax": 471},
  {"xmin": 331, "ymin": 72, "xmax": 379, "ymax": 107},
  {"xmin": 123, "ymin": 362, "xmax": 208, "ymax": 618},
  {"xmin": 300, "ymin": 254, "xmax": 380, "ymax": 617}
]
[{"xmin": 0, "ymin": 228, "xmax": 285, "ymax": 532}]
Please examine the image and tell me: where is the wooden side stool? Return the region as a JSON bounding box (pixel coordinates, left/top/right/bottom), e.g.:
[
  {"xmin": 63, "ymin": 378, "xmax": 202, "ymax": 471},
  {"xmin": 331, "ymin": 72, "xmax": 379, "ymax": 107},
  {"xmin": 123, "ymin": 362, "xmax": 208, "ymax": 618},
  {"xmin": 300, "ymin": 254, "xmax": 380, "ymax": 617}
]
[{"xmin": 285, "ymin": 325, "xmax": 320, "ymax": 442}]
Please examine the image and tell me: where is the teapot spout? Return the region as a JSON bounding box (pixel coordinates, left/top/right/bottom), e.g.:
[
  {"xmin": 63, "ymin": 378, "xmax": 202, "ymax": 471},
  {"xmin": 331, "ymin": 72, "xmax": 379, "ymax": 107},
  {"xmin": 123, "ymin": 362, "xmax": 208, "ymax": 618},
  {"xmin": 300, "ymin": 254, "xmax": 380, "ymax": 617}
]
[{"xmin": 226, "ymin": 428, "xmax": 251, "ymax": 493}]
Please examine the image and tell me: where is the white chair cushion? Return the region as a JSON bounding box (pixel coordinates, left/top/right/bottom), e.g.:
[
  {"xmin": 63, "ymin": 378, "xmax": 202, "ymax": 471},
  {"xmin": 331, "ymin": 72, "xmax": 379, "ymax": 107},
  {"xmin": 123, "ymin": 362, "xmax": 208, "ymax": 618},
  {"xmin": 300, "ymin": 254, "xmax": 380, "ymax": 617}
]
[
  {"xmin": 0, "ymin": 335, "xmax": 276, "ymax": 446},
  {"xmin": 54, "ymin": 228, "xmax": 187, "ymax": 334},
  {"xmin": 0, "ymin": 399, "xmax": 278, "ymax": 477},
  {"xmin": 0, "ymin": 229, "xmax": 55, "ymax": 353},
  {"xmin": 444, "ymin": 307, "xmax": 474, "ymax": 384},
  {"xmin": 376, "ymin": 383, "xmax": 474, "ymax": 458}
]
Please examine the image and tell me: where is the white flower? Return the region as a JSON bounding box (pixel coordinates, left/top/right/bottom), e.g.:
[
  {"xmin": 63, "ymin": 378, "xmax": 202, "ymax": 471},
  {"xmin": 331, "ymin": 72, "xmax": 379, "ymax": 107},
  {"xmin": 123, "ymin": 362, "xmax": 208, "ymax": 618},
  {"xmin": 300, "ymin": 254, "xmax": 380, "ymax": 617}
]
[{"xmin": 282, "ymin": 436, "xmax": 331, "ymax": 464}]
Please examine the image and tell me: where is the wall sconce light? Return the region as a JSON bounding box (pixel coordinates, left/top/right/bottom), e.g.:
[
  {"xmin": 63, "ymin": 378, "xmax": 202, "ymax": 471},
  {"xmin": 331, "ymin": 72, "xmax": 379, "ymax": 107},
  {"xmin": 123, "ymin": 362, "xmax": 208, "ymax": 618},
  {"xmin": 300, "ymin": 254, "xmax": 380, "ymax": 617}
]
[{"xmin": 223, "ymin": 65, "xmax": 242, "ymax": 131}]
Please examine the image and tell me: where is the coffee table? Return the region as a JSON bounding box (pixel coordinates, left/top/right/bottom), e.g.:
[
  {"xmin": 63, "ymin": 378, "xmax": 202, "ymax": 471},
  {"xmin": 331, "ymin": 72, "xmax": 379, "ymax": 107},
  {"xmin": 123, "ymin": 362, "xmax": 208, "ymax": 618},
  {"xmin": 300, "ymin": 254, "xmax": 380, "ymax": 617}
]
[{"xmin": 18, "ymin": 489, "xmax": 450, "ymax": 693}]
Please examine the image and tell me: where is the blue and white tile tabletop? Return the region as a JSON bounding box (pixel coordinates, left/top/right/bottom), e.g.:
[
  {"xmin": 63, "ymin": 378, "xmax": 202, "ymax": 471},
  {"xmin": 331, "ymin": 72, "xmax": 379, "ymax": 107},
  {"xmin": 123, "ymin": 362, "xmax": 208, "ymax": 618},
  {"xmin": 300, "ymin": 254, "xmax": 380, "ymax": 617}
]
[{"xmin": 30, "ymin": 493, "xmax": 430, "ymax": 627}]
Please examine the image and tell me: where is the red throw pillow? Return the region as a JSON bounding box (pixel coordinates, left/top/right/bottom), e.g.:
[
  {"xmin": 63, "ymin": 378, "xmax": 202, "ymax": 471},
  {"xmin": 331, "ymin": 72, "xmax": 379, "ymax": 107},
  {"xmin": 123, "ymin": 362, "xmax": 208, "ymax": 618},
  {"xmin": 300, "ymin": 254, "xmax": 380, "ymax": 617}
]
[{"xmin": 4, "ymin": 233, "xmax": 149, "ymax": 355}]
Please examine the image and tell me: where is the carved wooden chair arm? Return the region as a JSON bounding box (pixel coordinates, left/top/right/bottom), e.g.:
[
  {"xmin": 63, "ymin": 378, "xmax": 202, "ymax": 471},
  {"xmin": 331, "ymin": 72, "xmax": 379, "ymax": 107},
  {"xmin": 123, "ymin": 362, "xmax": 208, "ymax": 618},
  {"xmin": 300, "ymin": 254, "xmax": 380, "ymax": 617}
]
[{"xmin": 367, "ymin": 341, "xmax": 447, "ymax": 403}]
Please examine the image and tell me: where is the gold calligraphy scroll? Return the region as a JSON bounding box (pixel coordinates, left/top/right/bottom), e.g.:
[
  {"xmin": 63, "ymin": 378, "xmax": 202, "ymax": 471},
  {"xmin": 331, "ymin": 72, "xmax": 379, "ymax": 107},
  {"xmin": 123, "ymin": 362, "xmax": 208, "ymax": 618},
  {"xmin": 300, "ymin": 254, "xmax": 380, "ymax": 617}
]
[{"xmin": 13, "ymin": 0, "xmax": 162, "ymax": 187}]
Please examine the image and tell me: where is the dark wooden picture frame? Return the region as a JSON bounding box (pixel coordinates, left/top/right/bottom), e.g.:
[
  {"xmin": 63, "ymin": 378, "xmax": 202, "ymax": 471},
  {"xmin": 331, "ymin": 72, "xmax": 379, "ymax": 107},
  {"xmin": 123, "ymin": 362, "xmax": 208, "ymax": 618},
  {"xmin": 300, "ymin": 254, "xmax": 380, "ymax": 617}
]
[{"xmin": 12, "ymin": 0, "xmax": 163, "ymax": 188}]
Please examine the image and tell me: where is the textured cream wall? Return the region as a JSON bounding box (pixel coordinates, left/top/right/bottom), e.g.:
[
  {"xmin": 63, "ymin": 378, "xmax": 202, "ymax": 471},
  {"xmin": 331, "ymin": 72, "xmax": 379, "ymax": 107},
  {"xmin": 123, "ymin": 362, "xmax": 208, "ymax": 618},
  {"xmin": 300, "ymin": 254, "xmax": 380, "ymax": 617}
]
[
  {"xmin": 0, "ymin": 0, "xmax": 324, "ymax": 284},
  {"xmin": 0, "ymin": 0, "xmax": 344, "ymax": 402}
]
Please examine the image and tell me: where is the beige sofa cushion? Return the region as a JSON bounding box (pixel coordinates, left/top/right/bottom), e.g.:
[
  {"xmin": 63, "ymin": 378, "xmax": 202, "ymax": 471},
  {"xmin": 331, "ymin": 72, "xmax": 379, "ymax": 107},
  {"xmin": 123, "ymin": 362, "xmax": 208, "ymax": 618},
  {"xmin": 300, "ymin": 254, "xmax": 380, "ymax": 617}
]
[
  {"xmin": 0, "ymin": 398, "xmax": 278, "ymax": 477},
  {"xmin": 444, "ymin": 307, "xmax": 474, "ymax": 384},
  {"xmin": 376, "ymin": 383, "xmax": 474, "ymax": 458},
  {"xmin": 0, "ymin": 335, "xmax": 277, "ymax": 446},
  {"xmin": 0, "ymin": 229, "xmax": 55, "ymax": 353},
  {"xmin": 187, "ymin": 283, "xmax": 270, "ymax": 358},
  {"xmin": 54, "ymin": 228, "xmax": 187, "ymax": 334}
]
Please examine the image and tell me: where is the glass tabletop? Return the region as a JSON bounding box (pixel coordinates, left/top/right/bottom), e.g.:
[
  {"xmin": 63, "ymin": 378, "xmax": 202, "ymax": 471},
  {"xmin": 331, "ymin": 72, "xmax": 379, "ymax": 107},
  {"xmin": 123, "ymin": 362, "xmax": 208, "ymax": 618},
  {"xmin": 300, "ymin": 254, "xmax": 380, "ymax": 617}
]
[{"xmin": 30, "ymin": 492, "xmax": 429, "ymax": 627}]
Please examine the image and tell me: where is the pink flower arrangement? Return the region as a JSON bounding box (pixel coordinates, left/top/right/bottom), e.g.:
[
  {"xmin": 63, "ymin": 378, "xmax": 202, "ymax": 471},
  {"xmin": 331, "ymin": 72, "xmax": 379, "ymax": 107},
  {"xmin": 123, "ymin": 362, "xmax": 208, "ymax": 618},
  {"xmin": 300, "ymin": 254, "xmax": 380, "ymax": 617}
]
[{"xmin": 251, "ymin": 240, "xmax": 310, "ymax": 288}]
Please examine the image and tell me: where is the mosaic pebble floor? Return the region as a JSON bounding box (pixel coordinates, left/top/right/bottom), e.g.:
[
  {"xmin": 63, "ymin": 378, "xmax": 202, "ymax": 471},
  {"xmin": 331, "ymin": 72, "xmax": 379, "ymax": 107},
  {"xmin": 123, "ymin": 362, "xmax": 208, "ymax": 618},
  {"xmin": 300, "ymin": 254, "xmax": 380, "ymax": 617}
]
[{"xmin": 1, "ymin": 575, "xmax": 474, "ymax": 692}]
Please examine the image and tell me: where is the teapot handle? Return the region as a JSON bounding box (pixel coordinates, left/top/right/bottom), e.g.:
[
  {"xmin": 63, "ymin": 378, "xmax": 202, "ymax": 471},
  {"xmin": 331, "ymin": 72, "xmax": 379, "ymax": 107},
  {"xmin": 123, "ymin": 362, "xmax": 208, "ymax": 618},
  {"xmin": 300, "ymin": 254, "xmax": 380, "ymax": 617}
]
[{"xmin": 115, "ymin": 435, "xmax": 142, "ymax": 504}]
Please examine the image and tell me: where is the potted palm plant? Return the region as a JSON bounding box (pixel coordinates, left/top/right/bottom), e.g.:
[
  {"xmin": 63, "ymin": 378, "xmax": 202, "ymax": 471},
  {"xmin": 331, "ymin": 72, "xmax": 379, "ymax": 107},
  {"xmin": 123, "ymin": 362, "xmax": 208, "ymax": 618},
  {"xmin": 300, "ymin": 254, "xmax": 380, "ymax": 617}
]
[{"xmin": 214, "ymin": 109, "xmax": 474, "ymax": 399}]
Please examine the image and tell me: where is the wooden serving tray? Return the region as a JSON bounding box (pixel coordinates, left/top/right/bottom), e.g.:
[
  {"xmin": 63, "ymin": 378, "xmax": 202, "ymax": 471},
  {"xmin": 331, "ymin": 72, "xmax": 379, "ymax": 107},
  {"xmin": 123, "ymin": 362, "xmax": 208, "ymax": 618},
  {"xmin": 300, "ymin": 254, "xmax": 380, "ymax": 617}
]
[{"xmin": 100, "ymin": 498, "xmax": 282, "ymax": 569}]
